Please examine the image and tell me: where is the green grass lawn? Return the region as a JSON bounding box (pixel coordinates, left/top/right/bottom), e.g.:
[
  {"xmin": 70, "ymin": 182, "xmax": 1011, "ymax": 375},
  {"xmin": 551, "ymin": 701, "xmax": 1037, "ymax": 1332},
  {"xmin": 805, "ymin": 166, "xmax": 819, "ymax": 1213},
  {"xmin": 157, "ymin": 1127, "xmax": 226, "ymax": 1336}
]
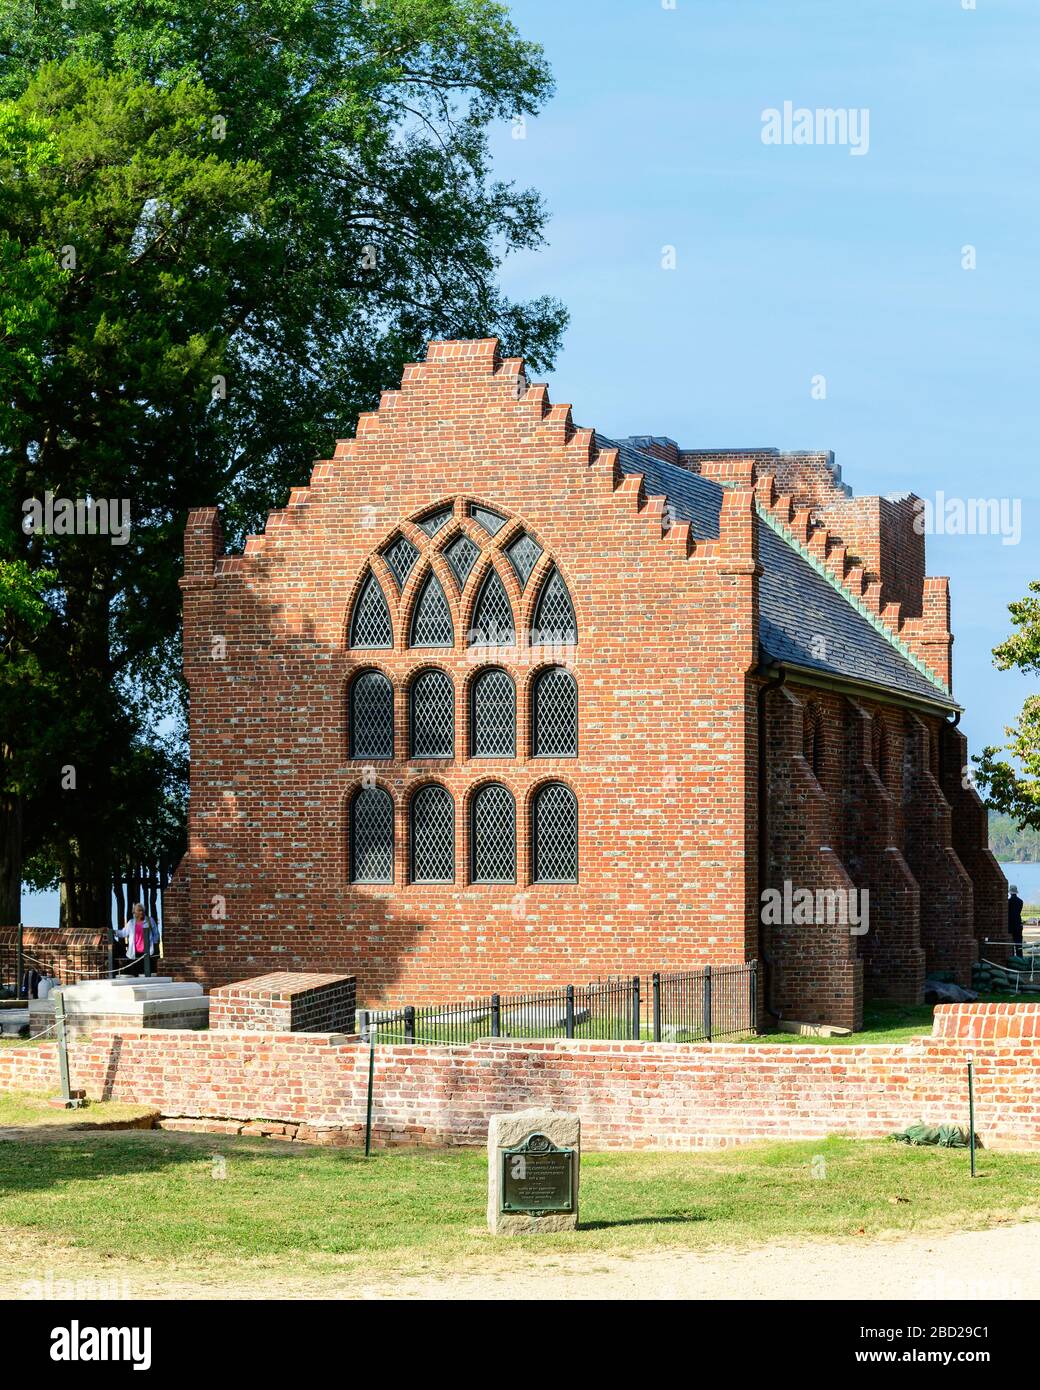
[
  {"xmin": 754, "ymin": 993, "xmax": 1030, "ymax": 1047},
  {"xmin": 0, "ymin": 1126, "xmax": 1037, "ymax": 1281},
  {"xmin": 0, "ymin": 1091, "xmax": 157, "ymax": 1128}
]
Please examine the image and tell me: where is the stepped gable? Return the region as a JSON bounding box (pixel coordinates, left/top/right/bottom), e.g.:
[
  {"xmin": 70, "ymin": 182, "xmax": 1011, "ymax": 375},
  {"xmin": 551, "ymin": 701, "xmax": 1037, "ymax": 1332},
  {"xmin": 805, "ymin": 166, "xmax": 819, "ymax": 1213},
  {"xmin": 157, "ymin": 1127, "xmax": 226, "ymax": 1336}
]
[{"xmin": 609, "ymin": 437, "xmax": 954, "ymax": 707}]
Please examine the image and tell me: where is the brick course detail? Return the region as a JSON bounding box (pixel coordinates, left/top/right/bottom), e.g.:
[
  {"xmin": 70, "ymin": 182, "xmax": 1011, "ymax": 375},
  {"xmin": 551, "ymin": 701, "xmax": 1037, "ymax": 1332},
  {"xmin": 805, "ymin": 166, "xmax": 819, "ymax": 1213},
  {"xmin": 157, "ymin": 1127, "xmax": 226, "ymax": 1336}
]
[
  {"xmin": 208, "ymin": 972, "xmax": 356, "ymax": 1033},
  {"xmin": 1, "ymin": 1004, "xmax": 1036, "ymax": 1153}
]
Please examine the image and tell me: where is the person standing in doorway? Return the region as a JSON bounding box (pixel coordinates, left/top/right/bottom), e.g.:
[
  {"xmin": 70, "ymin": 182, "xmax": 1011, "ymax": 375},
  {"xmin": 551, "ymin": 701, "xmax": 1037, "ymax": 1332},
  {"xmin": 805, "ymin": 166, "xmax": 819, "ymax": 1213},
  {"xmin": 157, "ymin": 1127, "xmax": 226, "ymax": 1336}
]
[
  {"xmin": 1008, "ymin": 885, "xmax": 1024, "ymax": 952},
  {"xmin": 116, "ymin": 903, "xmax": 160, "ymax": 975}
]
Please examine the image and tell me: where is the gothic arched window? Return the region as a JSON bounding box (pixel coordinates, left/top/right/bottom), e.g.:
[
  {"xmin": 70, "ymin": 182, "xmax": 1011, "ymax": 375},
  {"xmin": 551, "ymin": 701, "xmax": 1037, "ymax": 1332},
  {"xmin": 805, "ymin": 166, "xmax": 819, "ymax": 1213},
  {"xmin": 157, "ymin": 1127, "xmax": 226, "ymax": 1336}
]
[
  {"xmin": 803, "ymin": 704, "xmax": 823, "ymax": 780},
  {"xmin": 470, "ymin": 783, "xmax": 516, "ymax": 884},
  {"xmin": 470, "ymin": 668, "xmax": 516, "ymax": 757},
  {"xmin": 469, "ymin": 568, "xmax": 515, "ymax": 646},
  {"xmin": 350, "ymin": 786, "xmax": 394, "ymax": 883},
  {"xmin": 410, "ymin": 572, "xmax": 454, "ymax": 647},
  {"xmin": 410, "ymin": 670, "xmax": 454, "ymax": 758},
  {"xmin": 349, "ymin": 572, "xmax": 393, "ymax": 649},
  {"xmin": 532, "ymin": 567, "xmax": 577, "ymax": 644},
  {"xmin": 410, "ymin": 784, "xmax": 455, "ymax": 883},
  {"xmin": 349, "ymin": 670, "xmax": 394, "ymax": 759},
  {"xmin": 531, "ymin": 667, "xmax": 577, "ymax": 757},
  {"xmin": 531, "ymin": 783, "xmax": 578, "ymax": 884}
]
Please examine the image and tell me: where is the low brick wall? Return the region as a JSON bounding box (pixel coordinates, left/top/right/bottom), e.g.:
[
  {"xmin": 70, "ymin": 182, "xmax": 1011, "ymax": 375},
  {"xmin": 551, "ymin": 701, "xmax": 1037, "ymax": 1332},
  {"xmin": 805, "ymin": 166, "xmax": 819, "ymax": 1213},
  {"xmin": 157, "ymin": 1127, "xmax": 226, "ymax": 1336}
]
[
  {"xmin": 0, "ymin": 927, "xmax": 107, "ymax": 988},
  {"xmin": 208, "ymin": 971, "xmax": 356, "ymax": 1034},
  {"xmin": 0, "ymin": 1003, "xmax": 1037, "ymax": 1152}
]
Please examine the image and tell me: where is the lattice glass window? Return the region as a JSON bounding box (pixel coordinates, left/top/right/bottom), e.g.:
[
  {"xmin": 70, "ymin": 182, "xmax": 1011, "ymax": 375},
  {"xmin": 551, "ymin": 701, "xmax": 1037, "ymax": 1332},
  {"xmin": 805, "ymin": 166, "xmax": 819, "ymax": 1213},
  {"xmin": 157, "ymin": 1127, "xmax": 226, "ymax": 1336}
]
[
  {"xmin": 417, "ymin": 507, "xmax": 453, "ymax": 537},
  {"xmin": 410, "ymin": 572, "xmax": 454, "ymax": 647},
  {"xmin": 531, "ymin": 567, "xmax": 577, "ymax": 645},
  {"xmin": 469, "ymin": 569, "xmax": 515, "ymax": 646},
  {"xmin": 470, "ymin": 668, "xmax": 515, "ymax": 757},
  {"xmin": 382, "ymin": 534, "xmax": 419, "ymax": 590},
  {"xmin": 532, "ymin": 783, "xmax": 578, "ymax": 883},
  {"xmin": 444, "ymin": 533, "xmax": 479, "ymax": 587},
  {"xmin": 470, "ymin": 503, "xmax": 507, "ymax": 535},
  {"xmin": 532, "ymin": 666, "xmax": 577, "ymax": 757},
  {"xmin": 506, "ymin": 531, "xmax": 542, "ymax": 588},
  {"xmin": 410, "ymin": 784, "xmax": 455, "ymax": 883},
  {"xmin": 349, "ymin": 670, "xmax": 394, "ymax": 759},
  {"xmin": 410, "ymin": 669, "xmax": 454, "ymax": 758},
  {"xmin": 349, "ymin": 572, "xmax": 393, "ymax": 649},
  {"xmin": 470, "ymin": 783, "xmax": 516, "ymax": 884},
  {"xmin": 350, "ymin": 786, "xmax": 394, "ymax": 883}
]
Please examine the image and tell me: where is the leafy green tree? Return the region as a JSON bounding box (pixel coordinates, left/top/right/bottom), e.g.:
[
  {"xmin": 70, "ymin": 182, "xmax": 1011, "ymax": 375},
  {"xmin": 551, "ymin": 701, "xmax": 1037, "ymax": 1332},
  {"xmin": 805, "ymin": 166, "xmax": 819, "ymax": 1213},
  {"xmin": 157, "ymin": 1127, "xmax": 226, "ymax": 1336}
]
[
  {"xmin": 0, "ymin": 0, "xmax": 566, "ymax": 928},
  {"xmin": 975, "ymin": 580, "xmax": 1040, "ymax": 832}
]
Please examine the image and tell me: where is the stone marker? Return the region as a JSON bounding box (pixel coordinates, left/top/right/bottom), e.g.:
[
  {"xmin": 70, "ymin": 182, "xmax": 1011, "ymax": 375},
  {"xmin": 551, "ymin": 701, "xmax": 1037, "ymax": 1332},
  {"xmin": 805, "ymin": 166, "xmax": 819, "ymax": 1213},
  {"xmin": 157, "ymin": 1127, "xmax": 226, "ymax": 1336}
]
[{"xmin": 487, "ymin": 1107, "xmax": 580, "ymax": 1235}]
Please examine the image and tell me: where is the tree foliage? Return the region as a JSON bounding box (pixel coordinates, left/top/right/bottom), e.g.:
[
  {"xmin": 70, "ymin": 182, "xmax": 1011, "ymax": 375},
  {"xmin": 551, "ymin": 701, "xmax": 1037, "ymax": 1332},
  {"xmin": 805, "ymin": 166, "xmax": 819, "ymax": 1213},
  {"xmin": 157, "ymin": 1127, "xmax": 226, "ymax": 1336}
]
[
  {"xmin": 0, "ymin": 0, "xmax": 566, "ymax": 926},
  {"xmin": 974, "ymin": 580, "xmax": 1040, "ymax": 832}
]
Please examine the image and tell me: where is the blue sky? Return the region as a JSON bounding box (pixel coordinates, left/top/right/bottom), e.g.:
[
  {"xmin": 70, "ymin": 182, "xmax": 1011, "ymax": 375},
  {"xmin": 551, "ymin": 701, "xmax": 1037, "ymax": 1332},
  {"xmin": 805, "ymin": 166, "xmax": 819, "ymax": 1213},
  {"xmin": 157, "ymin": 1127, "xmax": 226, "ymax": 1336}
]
[{"xmin": 490, "ymin": 0, "xmax": 1040, "ymax": 758}]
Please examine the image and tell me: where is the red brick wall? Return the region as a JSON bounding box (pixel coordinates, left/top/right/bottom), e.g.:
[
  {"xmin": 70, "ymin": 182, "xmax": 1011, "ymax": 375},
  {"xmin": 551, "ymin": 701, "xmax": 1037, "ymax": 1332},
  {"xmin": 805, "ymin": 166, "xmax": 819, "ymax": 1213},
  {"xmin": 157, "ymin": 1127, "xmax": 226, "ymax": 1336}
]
[
  {"xmin": 1, "ymin": 1004, "xmax": 1036, "ymax": 1152},
  {"xmin": 168, "ymin": 339, "xmax": 760, "ymax": 1001},
  {"xmin": 0, "ymin": 928, "xmax": 107, "ymax": 985}
]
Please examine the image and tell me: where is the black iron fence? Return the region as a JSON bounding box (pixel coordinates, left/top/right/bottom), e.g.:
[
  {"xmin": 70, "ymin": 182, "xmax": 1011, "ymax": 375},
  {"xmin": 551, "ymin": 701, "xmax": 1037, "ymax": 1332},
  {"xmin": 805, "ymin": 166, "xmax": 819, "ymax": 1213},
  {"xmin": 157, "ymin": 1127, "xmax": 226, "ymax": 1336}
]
[{"xmin": 358, "ymin": 962, "xmax": 757, "ymax": 1046}]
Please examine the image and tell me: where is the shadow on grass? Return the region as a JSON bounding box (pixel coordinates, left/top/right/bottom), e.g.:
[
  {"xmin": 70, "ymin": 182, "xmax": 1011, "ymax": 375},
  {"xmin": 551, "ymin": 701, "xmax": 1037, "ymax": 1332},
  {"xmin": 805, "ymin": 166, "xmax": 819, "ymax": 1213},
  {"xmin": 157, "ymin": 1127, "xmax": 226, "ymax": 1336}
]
[{"xmin": 579, "ymin": 1213, "xmax": 706, "ymax": 1230}]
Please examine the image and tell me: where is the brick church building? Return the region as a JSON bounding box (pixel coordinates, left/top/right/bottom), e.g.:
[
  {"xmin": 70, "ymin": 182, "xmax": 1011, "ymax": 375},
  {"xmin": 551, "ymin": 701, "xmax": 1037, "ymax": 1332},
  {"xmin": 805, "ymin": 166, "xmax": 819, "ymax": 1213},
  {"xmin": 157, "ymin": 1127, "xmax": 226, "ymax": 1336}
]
[{"xmin": 165, "ymin": 337, "xmax": 1006, "ymax": 1029}]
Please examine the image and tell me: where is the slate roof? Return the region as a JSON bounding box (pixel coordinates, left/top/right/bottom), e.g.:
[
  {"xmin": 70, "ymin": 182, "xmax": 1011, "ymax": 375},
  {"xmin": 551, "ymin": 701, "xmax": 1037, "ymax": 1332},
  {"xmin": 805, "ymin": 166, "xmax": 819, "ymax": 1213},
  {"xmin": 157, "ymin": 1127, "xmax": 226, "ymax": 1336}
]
[{"xmin": 597, "ymin": 434, "xmax": 956, "ymax": 709}]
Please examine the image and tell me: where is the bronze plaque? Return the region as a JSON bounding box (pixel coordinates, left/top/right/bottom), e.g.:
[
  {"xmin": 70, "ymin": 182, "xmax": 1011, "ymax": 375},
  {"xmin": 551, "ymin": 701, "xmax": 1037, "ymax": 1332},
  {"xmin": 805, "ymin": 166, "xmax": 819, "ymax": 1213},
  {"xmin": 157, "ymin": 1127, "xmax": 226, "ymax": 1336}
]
[{"xmin": 500, "ymin": 1132, "xmax": 575, "ymax": 1214}]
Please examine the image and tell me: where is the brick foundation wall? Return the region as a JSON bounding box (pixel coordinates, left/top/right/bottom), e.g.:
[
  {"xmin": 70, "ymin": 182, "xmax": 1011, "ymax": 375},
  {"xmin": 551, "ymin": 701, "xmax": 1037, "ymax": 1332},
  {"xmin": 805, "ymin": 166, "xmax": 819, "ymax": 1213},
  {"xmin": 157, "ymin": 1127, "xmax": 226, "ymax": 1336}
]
[
  {"xmin": 1, "ymin": 1004, "xmax": 1036, "ymax": 1152},
  {"xmin": 28, "ymin": 1008, "xmax": 208, "ymax": 1041},
  {"xmin": 209, "ymin": 972, "xmax": 356, "ymax": 1033}
]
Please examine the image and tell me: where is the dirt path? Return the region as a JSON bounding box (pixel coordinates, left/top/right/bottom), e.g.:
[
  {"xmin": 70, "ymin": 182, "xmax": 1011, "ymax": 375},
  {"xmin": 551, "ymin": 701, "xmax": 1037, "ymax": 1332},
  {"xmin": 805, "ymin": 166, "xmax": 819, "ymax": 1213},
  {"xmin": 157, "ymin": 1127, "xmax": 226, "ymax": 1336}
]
[{"xmin": 3, "ymin": 1223, "xmax": 1038, "ymax": 1301}]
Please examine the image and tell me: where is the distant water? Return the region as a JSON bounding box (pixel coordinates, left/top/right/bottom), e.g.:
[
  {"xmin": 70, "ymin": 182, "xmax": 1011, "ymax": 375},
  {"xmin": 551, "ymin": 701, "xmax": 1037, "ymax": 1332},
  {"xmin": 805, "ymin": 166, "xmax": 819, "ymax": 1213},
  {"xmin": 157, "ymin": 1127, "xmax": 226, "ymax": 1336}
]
[
  {"xmin": 999, "ymin": 862, "xmax": 1040, "ymax": 905},
  {"xmin": 20, "ymin": 888, "xmax": 130, "ymax": 930}
]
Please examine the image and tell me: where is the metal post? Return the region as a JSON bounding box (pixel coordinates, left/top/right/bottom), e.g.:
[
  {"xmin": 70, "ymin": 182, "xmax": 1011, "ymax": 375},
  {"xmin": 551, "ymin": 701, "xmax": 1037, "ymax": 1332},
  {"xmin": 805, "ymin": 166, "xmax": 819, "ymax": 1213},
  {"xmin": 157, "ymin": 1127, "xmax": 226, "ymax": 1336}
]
[
  {"xmin": 52, "ymin": 989, "xmax": 75, "ymax": 1107},
  {"xmin": 967, "ymin": 1053, "xmax": 976, "ymax": 1178},
  {"xmin": 107, "ymin": 922, "xmax": 115, "ymax": 979},
  {"xmin": 365, "ymin": 1032, "xmax": 375, "ymax": 1158},
  {"xmin": 749, "ymin": 961, "xmax": 758, "ymax": 1034},
  {"xmin": 16, "ymin": 921, "xmax": 23, "ymax": 999},
  {"xmin": 143, "ymin": 932, "xmax": 152, "ymax": 978},
  {"xmin": 565, "ymin": 984, "xmax": 575, "ymax": 1039},
  {"xmin": 632, "ymin": 975, "xmax": 641, "ymax": 1040},
  {"xmin": 491, "ymin": 993, "xmax": 501, "ymax": 1038},
  {"xmin": 703, "ymin": 965, "xmax": 713, "ymax": 1043},
  {"xmin": 652, "ymin": 972, "xmax": 661, "ymax": 1043},
  {"xmin": 404, "ymin": 1005, "xmax": 415, "ymax": 1045}
]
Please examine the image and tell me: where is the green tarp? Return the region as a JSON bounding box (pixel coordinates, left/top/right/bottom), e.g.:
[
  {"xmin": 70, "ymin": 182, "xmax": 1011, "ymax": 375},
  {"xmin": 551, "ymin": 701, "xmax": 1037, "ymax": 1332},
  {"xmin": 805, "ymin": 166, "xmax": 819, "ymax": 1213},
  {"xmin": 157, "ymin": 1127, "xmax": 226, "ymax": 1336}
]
[{"xmin": 889, "ymin": 1122, "xmax": 971, "ymax": 1148}]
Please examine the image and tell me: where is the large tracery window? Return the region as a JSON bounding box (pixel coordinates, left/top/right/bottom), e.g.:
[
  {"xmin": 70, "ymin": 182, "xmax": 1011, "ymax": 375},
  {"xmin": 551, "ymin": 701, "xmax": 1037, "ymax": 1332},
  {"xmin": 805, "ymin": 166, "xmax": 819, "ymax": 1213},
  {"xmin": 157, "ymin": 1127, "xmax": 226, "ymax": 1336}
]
[
  {"xmin": 531, "ymin": 666, "xmax": 577, "ymax": 757},
  {"xmin": 349, "ymin": 670, "xmax": 394, "ymax": 759},
  {"xmin": 350, "ymin": 786, "xmax": 394, "ymax": 883},
  {"xmin": 469, "ymin": 568, "xmax": 515, "ymax": 646},
  {"xmin": 410, "ymin": 572, "xmax": 454, "ymax": 647},
  {"xmin": 532, "ymin": 567, "xmax": 577, "ymax": 645},
  {"xmin": 532, "ymin": 783, "xmax": 578, "ymax": 884},
  {"xmin": 470, "ymin": 783, "xmax": 516, "ymax": 883},
  {"xmin": 410, "ymin": 669, "xmax": 454, "ymax": 758},
  {"xmin": 349, "ymin": 572, "xmax": 393, "ymax": 649},
  {"xmin": 470, "ymin": 668, "xmax": 515, "ymax": 757},
  {"xmin": 410, "ymin": 784, "xmax": 455, "ymax": 883}
]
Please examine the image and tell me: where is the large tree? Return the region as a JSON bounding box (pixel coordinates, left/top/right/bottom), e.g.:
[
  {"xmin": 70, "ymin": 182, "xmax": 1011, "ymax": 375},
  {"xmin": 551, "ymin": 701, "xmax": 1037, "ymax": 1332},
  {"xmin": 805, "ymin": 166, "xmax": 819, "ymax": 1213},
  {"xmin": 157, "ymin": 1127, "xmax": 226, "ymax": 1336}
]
[
  {"xmin": 0, "ymin": 0, "xmax": 566, "ymax": 928},
  {"xmin": 975, "ymin": 580, "xmax": 1040, "ymax": 831}
]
